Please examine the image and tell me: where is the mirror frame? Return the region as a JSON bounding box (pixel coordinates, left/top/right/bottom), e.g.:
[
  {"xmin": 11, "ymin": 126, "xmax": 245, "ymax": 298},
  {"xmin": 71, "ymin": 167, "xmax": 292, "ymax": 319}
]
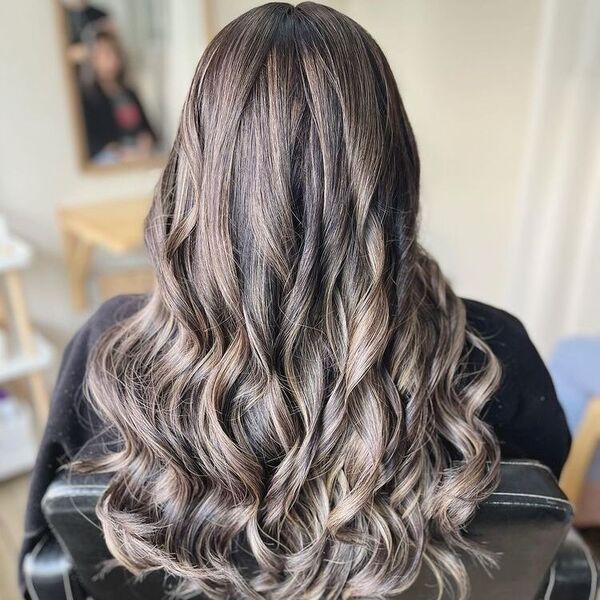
[{"xmin": 53, "ymin": 0, "xmax": 167, "ymax": 174}]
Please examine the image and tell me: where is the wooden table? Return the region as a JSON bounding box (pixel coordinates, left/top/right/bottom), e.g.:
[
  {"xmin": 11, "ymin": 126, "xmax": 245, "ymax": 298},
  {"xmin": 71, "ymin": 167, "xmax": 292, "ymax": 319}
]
[{"xmin": 59, "ymin": 197, "xmax": 150, "ymax": 310}]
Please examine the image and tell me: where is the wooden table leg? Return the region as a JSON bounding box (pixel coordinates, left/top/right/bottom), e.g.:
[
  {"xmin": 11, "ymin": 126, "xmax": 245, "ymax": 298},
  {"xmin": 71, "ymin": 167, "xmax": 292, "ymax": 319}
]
[
  {"xmin": 4, "ymin": 271, "xmax": 36, "ymax": 354},
  {"xmin": 4, "ymin": 270, "xmax": 49, "ymax": 426},
  {"xmin": 560, "ymin": 396, "xmax": 600, "ymax": 507},
  {"xmin": 0, "ymin": 286, "xmax": 7, "ymax": 327},
  {"xmin": 62, "ymin": 229, "xmax": 93, "ymax": 311},
  {"xmin": 27, "ymin": 372, "xmax": 49, "ymax": 427}
]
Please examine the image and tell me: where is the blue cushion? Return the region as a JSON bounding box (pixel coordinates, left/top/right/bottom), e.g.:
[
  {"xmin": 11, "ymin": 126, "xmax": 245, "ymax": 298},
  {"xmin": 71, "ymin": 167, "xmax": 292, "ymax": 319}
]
[{"xmin": 550, "ymin": 337, "xmax": 600, "ymax": 481}]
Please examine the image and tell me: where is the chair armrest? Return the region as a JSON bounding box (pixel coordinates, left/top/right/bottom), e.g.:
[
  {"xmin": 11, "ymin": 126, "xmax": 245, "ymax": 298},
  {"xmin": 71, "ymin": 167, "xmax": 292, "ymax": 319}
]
[
  {"xmin": 22, "ymin": 535, "xmax": 86, "ymax": 600},
  {"xmin": 539, "ymin": 528, "xmax": 600, "ymax": 600}
]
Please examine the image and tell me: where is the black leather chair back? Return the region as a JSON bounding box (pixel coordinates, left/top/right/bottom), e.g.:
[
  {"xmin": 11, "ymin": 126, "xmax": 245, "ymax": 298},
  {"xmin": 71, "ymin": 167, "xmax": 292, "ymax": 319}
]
[{"xmin": 37, "ymin": 461, "xmax": 580, "ymax": 599}]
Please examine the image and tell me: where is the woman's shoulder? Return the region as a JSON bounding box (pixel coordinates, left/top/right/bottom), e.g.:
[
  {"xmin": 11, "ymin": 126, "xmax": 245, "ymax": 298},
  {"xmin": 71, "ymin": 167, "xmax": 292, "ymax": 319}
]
[
  {"xmin": 84, "ymin": 293, "xmax": 146, "ymax": 340},
  {"xmin": 46, "ymin": 294, "xmax": 147, "ymax": 449},
  {"xmin": 461, "ymin": 298, "xmax": 571, "ymax": 476},
  {"xmin": 60, "ymin": 294, "xmax": 147, "ymax": 374},
  {"xmin": 461, "ymin": 298, "xmax": 545, "ymax": 421},
  {"xmin": 461, "ymin": 297, "xmax": 542, "ymax": 393},
  {"xmin": 63, "ymin": 291, "xmax": 145, "ymax": 366},
  {"xmin": 462, "ymin": 298, "xmax": 539, "ymax": 377},
  {"xmin": 463, "ymin": 298, "xmax": 527, "ymax": 344}
]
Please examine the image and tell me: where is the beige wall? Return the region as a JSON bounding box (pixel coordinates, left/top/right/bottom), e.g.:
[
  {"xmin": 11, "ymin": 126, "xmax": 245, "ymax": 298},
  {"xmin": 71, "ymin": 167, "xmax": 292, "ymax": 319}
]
[
  {"xmin": 353, "ymin": 0, "xmax": 541, "ymax": 303},
  {"xmin": 0, "ymin": 0, "xmax": 554, "ymax": 355}
]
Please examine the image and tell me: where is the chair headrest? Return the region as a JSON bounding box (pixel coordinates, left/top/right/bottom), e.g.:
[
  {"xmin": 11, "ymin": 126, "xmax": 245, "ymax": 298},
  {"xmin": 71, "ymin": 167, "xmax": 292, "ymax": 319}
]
[{"xmin": 42, "ymin": 460, "xmax": 572, "ymax": 600}]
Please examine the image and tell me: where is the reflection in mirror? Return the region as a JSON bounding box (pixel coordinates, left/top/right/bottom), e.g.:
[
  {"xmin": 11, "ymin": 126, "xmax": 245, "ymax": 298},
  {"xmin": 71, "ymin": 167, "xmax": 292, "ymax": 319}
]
[{"xmin": 58, "ymin": 0, "xmax": 172, "ymax": 169}]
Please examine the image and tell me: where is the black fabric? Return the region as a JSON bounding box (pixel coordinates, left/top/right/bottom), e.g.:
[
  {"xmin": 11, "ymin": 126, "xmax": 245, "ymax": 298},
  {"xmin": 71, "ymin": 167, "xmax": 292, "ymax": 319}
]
[
  {"xmin": 22, "ymin": 536, "xmax": 86, "ymax": 600},
  {"xmin": 463, "ymin": 299, "xmax": 572, "ymax": 478},
  {"xmin": 537, "ymin": 528, "xmax": 600, "ymax": 600},
  {"xmin": 18, "ymin": 293, "xmax": 572, "ymax": 596},
  {"xmin": 81, "ymin": 83, "xmax": 156, "ymax": 159}
]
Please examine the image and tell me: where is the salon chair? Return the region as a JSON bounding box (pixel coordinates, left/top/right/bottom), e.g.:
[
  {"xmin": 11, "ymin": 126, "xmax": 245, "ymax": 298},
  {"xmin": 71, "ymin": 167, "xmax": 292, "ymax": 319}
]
[{"xmin": 23, "ymin": 461, "xmax": 599, "ymax": 600}]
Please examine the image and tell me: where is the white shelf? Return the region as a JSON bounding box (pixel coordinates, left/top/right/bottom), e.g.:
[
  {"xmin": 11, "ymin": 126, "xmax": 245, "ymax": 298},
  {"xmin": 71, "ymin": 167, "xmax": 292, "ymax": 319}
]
[{"xmin": 0, "ymin": 334, "xmax": 53, "ymax": 384}]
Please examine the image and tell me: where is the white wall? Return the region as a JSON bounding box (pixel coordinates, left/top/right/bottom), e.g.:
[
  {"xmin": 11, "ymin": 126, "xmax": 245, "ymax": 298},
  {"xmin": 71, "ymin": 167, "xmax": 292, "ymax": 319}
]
[{"xmin": 509, "ymin": 0, "xmax": 600, "ymax": 352}]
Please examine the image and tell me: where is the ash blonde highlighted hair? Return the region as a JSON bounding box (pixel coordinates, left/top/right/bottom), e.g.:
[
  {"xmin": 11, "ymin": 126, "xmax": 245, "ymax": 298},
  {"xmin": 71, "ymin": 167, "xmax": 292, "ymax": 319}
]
[{"xmin": 82, "ymin": 3, "xmax": 501, "ymax": 598}]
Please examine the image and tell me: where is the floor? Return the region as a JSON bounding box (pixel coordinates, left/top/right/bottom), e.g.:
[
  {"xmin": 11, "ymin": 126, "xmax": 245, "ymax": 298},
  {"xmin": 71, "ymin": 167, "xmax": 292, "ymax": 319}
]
[
  {"xmin": 0, "ymin": 473, "xmax": 29, "ymax": 600},
  {"xmin": 1, "ymin": 474, "xmax": 599, "ymax": 600}
]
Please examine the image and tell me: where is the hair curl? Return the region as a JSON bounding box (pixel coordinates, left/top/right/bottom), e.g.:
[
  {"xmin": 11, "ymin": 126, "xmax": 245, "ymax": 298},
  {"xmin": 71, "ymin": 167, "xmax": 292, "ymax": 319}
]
[{"xmin": 81, "ymin": 3, "xmax": 501, "ymax": 598}]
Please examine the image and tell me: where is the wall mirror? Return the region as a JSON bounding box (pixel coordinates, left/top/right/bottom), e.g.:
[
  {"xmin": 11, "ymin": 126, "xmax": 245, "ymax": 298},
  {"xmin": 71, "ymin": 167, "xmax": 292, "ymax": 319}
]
[{"xmin": 56, "ymin": 0, "xmax": 206, "ymax": 171}]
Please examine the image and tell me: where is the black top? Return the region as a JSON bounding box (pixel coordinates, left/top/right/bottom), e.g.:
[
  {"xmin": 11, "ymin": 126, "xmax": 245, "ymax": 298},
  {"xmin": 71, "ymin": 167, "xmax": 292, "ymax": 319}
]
[
  {"xmin": 18, "ymin": 294, "xmax": 571, "ymax": 592},
  {"xmin": 82, "ymin": 83, "xmax": 157, "ymax": 159}
]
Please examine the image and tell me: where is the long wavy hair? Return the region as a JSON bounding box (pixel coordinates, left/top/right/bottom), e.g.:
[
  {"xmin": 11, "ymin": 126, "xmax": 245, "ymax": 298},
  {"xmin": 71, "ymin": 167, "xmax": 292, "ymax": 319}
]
[{"xmin": 81, "ymin": 3, "xmax": 502, "ymax": 598}]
